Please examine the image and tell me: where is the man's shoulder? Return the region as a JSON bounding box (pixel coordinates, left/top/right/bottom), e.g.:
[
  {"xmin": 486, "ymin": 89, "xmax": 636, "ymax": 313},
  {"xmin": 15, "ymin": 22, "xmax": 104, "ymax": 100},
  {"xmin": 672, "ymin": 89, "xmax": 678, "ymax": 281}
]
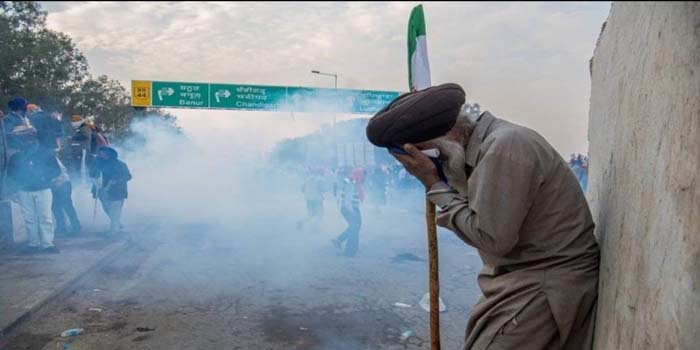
[
  {"xmin": 4, "ymin": 114, "xmax": 23, "ymax": 125},
  {"xmin": 479, "ymin": 117, "xmax": 557, "ymax": 167},
  {"xmin": 115, "ymin": 159, "xmax": 130, "ymax": 172},
  {"xmin": 484, "ymin": 121, "xmax": 539, "ymax": 151}
]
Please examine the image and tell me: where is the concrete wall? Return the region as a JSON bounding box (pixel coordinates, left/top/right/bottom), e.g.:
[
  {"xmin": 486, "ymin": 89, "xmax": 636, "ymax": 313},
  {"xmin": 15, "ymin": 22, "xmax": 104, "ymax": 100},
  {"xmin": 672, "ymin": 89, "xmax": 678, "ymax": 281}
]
[{"xmin": 588, "ymin": 3, "xmax": 699, "ymax": 350}]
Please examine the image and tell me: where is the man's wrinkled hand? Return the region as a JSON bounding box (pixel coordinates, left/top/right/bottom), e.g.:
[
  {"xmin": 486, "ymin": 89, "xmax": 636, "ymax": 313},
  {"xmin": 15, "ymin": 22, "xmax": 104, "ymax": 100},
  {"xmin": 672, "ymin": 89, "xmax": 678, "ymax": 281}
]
[{"xmin": 391, "ymin": 143, "xmax": 441, "ymax": 188}]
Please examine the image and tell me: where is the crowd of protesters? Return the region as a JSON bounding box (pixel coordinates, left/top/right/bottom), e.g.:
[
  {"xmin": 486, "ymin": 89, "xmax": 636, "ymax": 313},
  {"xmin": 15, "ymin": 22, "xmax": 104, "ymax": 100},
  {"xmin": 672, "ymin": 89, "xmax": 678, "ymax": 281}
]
[
  {"xmin": 294, "ymin": 162, "xmax": 422, "ymax": 258},
  {"xmin": 0, "ymin": 97, "xmax": 132, "ymax": 254}
]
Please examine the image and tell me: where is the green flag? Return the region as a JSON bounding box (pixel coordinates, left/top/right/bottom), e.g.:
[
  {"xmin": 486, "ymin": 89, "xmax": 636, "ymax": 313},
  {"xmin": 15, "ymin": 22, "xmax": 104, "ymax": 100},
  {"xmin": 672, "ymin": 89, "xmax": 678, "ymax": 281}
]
[{"xmin": 408, "ymin": 4, "xmax": 431, "ymax": 91}]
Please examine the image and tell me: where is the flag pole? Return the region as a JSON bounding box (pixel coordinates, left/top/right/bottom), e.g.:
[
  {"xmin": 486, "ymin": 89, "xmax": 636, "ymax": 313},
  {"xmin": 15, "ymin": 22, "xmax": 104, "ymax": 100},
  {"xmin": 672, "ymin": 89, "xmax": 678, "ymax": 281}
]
[
  {"xmin": 426, "ymin": 198, "xmax": 440, "ymax": 350},
  {"xmin": 408, "ymin": 4, "xmax": 440, "ymax": 349}
]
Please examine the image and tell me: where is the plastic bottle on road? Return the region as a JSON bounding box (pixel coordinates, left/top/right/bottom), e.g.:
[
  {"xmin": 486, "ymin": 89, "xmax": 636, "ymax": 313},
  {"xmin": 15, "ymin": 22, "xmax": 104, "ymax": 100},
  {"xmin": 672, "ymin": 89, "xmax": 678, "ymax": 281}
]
[{"xmin": 61, "ymin": 328, "xmax": 84, "ymax": 337}]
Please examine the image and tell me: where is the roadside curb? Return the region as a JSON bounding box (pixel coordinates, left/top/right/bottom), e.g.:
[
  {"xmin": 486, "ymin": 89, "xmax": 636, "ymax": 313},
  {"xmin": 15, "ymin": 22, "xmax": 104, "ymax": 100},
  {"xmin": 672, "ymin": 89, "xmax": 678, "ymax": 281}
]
[{"xmin": 0, "ymin": 239, "xmax": 132, "ymax": 343}]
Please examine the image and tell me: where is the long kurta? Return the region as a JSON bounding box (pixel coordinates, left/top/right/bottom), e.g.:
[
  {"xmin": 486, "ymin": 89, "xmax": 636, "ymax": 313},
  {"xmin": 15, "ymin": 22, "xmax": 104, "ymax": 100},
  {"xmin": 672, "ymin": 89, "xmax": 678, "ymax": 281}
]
[{"xmin": 427, "ymin": 112, "xmax": 599, "ymax": 350}]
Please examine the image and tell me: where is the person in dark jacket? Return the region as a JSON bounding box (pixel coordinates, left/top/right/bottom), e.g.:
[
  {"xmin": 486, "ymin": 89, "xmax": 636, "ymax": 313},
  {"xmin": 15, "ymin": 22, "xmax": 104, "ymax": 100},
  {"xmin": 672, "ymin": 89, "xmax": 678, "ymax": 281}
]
[
  {"xmin": 6, "ymin": 132, "xmax": 61, "ymax": 253},
  {"xmin": 89, "ymin": 146, "xmax": 131, "ymax": 234},
  {"xmin": 28, "ymin": 109, "xmax": 64, "ymax": 151},
  {"xmin": 4, "ymin": 97, "xmax": 32, "ymax": 154}
]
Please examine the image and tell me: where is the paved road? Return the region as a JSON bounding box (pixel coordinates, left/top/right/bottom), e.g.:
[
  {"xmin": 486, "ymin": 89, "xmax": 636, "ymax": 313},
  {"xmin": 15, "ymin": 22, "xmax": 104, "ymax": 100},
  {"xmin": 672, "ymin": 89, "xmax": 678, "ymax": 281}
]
[{"xmin": 4, "ymin": 194, "xmax": 483, "ymax": 350}]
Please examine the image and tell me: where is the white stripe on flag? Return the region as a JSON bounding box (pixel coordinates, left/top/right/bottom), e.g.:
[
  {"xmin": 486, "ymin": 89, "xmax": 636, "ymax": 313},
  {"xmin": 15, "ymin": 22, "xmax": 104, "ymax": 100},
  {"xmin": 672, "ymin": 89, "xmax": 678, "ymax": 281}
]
[{"xmin": 411, "ymin": 35, "xmax": 431, "ymax": 91}]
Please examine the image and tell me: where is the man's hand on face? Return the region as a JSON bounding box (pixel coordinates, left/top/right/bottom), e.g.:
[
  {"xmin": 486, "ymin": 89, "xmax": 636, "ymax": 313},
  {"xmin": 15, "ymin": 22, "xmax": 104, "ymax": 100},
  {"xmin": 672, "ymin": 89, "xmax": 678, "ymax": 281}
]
[{"xmin": 391, "ymin": 143, "xmax": 441, "ymax": 188}]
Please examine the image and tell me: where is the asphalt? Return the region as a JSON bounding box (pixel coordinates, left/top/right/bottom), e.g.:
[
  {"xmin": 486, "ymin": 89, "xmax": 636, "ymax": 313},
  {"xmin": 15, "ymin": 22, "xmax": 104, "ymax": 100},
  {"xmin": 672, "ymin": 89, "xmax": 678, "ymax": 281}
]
[
  {"xmin": 0, "ymin": 234, "xmax": 130, "ymax": 343},
  {"xmin": 0, "ymin": 200, "xmax": 484, "ymax": 350}
]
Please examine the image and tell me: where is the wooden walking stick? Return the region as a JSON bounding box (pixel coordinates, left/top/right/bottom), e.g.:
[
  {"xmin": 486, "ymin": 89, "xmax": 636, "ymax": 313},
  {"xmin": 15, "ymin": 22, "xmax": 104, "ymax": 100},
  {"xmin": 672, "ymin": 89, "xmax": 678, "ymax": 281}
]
[{"xmin": 426, "ymin": 197, "xmax": 440, "ymax": 350}]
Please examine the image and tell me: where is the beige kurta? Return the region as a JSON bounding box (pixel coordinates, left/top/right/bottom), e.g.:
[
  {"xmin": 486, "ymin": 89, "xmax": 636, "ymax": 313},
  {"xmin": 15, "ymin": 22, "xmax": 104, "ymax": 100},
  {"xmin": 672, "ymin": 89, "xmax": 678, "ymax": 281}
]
[{"xmin": 428, "ymin": 112, "xmax": 599, "ymax": 350}]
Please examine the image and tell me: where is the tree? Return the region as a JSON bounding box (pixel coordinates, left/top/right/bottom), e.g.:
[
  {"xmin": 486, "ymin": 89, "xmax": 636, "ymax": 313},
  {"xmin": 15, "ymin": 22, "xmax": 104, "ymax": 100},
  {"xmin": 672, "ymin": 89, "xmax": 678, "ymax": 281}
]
[
  {"xmin": 66, "ymin": 75, "xmax": 178, "ymax": 139},
  {"xmin": 0, "ymin": 2, "xmax": 88, "ymax": 110},
  {"xmin": 0, "ymin": 1, "xmax": 178, "ymax": 142}
]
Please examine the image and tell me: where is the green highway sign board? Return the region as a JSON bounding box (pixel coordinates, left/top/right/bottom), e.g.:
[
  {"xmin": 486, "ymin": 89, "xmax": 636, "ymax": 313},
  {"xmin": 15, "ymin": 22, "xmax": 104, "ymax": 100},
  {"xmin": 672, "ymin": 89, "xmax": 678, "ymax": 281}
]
[
  {"xmin": 348, "ymin": 89, "xmax": 400, "ymax": 115},
  {"xmin": 152, "ymin": 81, "xmax": 209, "ymax": 108},
  {"xmin": 133, "ymin": 80, "xmax": 401, "ymax": 115},
  {"xmin": 210, "ymin": 84, "xmax": 288, "ymax": 111}
]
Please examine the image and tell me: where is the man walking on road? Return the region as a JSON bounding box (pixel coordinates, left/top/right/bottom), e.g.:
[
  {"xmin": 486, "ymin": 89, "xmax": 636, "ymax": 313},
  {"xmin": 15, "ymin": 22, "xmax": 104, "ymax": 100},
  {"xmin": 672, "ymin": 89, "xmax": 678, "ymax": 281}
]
[
  {"xmin": 90, "ymin": 146, "xmax": 131, "ymax": 235},
  {"xmin": 331, "ymin": 168, "xmax": 364, "ymax": 258},
  {"xmin": 366, "ymin": 83, "xmax": 600, "ymax": 350}
]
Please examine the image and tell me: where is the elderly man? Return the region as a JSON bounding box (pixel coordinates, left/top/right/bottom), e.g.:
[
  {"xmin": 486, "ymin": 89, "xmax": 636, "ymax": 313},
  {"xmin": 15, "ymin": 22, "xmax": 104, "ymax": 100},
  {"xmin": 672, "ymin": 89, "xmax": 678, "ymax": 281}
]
[{"xmin": 367, "ymin": 83, "xmax": 599, "ymax": 350}]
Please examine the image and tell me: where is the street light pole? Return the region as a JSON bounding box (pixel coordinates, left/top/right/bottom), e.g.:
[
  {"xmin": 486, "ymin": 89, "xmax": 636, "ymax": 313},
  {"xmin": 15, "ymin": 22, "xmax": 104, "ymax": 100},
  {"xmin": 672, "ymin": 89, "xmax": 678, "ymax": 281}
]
[{"xmin": 311, "ymin": 70, "xmax": 338, "ymax": 127}]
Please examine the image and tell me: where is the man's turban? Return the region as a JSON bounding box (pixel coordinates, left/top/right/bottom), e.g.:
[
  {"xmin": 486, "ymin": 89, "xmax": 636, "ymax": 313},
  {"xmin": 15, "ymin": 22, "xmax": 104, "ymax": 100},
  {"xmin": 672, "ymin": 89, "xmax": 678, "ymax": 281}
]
[{"xmin": 366, "ymin": 83, "xmax": 465, "ymax": 148}]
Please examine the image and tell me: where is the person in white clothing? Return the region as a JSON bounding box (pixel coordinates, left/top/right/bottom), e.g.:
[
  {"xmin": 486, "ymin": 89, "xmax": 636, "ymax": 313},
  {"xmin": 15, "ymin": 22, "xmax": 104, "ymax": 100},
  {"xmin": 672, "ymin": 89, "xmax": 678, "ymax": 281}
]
[{"xmin": 6, "ymin": 132, "xmax": 61, "ymax": 253}]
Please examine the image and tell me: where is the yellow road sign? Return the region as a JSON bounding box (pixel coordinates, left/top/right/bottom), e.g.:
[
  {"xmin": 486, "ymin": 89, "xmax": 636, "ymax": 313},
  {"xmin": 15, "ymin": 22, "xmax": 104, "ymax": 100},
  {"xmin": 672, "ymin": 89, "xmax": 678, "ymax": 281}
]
[{"xmin": 131, "ymin": 80, "xmax": 152, "ymax": 107}]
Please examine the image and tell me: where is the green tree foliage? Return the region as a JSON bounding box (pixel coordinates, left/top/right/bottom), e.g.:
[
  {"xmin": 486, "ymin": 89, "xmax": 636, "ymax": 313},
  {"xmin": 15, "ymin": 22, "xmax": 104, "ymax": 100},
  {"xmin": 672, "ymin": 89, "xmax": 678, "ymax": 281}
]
[
  {"xmin": 68, "ymin": 75, "xmax": 178, "ymax": 138},
  {"xmin": 0, "ymin": 1, "xmax": 177, "ymax": 140},
  {"xmin": 0, "ymin": 2, "xmax": 86, "ymax": 110}
]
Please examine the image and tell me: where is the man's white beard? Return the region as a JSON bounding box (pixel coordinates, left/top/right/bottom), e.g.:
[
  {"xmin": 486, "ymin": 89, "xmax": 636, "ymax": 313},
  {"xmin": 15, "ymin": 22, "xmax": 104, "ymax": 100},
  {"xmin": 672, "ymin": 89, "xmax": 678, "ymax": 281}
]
[{"xmin": 432, "ymin": 137, "xmax": 469, "ymax": 196}]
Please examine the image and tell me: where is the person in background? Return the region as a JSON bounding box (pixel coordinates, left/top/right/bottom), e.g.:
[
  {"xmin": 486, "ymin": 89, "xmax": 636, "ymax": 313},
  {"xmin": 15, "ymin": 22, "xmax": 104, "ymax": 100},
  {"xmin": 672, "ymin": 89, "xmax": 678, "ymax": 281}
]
[
  {"xmin": 52, "ymin": 158, "xmax": 81, "ymax": 236},
  {"xmin": 366, "ymin": 165, "xmax": 388, "ymax": 212},
  {"xmin": 26, "ymin": 103, "xmax": 41, "ymax": 117},
  {"xmin": 297, "ymin": 168, "xmax": 326, "ymax": 231},
  {"xmin": 4, "ymin": 97, "xmax": 29, "ymax": 133},
  {"xmin": 4, "ymin": 97, "xmax": 32, "ymax": 154},
  {"xmin": 49, "ymin": 111, "xmax": 66, "ymax": 151},
  {"xmin": 89, "ymin": 146, "xmax": 131, "ymax": 235},
  {"xmin": 579, "ymin": 155, "xmax": 589, "ymax": 193},
  {"xmin": 331, "ymin": 167, "xmax": 364, "ymax": 257},
  {"xmin": 27, "ymin": 106, "xmax": 63, "ymax": 151},
  {"xmin": 86, "ymin": 118, "xmax": 109, "ymax": 167},
  {"xmin": 6, "ymin": 131, "xmax": 61, "ymax": 254},
  {"xmin": 68, "ymin": 114, "xmax": 91, "ymax": 182},
  {"xmin": 91, "ymin": 122, "xmax": 109, "ymax": 148}
]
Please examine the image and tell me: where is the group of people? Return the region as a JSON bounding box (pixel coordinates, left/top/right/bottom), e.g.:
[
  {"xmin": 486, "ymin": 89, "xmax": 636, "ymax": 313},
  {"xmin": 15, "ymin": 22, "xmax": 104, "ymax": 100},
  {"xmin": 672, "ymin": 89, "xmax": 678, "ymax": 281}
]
[
  {"xmin": 1, "ymin": 97, "xmax": 132, "ymax": 254},
  {"xmin": 295, "ymin": 162, "xmax": 423, "ymax": 258}
]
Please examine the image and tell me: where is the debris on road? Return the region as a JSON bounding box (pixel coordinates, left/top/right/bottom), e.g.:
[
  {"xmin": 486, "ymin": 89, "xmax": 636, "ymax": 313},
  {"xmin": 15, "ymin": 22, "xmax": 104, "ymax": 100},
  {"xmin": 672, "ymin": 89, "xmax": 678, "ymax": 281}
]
[
  {"xmin": 88, "ymin": 308, "xmax": 103, "ymax": 313},
  {"xmin": 393, "ymin": 302, "xmax": 412, "ymax": 308},
  {"xmin": 419, "ymin": 293, "xmax": 447, "ymax": 313},
  {"xmin": 61, "ymin": 328, "xmax": 84, "ymax": 337},
  {"xmin": 136, "ymin": 327, "xmax": 156, "ymax": 332},
  {"xmin": 400, "ymin": 330, "xmax": 414, "ymax": 341}
]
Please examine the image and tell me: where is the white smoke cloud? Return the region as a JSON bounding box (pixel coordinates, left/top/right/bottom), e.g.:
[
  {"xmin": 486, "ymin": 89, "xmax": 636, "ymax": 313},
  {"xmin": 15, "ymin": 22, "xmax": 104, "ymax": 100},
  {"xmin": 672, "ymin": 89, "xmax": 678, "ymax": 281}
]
[{"xmin": 44, "ymin": 2, "xmax": 611, "ymax": 156}]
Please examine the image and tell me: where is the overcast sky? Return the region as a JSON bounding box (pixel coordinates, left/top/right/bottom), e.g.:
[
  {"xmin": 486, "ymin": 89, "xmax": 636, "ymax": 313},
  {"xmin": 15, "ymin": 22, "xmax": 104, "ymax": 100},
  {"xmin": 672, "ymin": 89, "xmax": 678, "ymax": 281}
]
[{"xmin": 42, "ymin": 1, "xmax": 610, "ymax": 156}]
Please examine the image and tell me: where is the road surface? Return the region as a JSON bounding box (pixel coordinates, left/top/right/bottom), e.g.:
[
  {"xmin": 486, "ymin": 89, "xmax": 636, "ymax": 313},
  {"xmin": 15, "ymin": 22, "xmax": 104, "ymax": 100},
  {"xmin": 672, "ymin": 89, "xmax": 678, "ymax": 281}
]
[{"xmin": 5, "ymin": 192, "xmax": 483, "ymax": 350}]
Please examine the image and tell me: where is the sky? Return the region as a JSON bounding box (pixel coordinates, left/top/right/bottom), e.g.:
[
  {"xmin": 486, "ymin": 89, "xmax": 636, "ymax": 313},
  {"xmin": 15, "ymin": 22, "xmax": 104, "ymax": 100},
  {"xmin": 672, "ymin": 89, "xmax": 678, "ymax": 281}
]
[{"xmin": 42, "ymin": 1, "xmax": 611, "ymax": 156}]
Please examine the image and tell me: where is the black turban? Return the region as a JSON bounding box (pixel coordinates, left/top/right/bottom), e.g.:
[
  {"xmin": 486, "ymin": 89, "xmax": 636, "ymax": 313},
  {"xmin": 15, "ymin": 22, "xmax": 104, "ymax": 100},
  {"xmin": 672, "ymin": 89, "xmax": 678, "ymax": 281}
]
[{"xmin": 366, "ymin": 83, "xmax": 465, "ymax": 148}]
